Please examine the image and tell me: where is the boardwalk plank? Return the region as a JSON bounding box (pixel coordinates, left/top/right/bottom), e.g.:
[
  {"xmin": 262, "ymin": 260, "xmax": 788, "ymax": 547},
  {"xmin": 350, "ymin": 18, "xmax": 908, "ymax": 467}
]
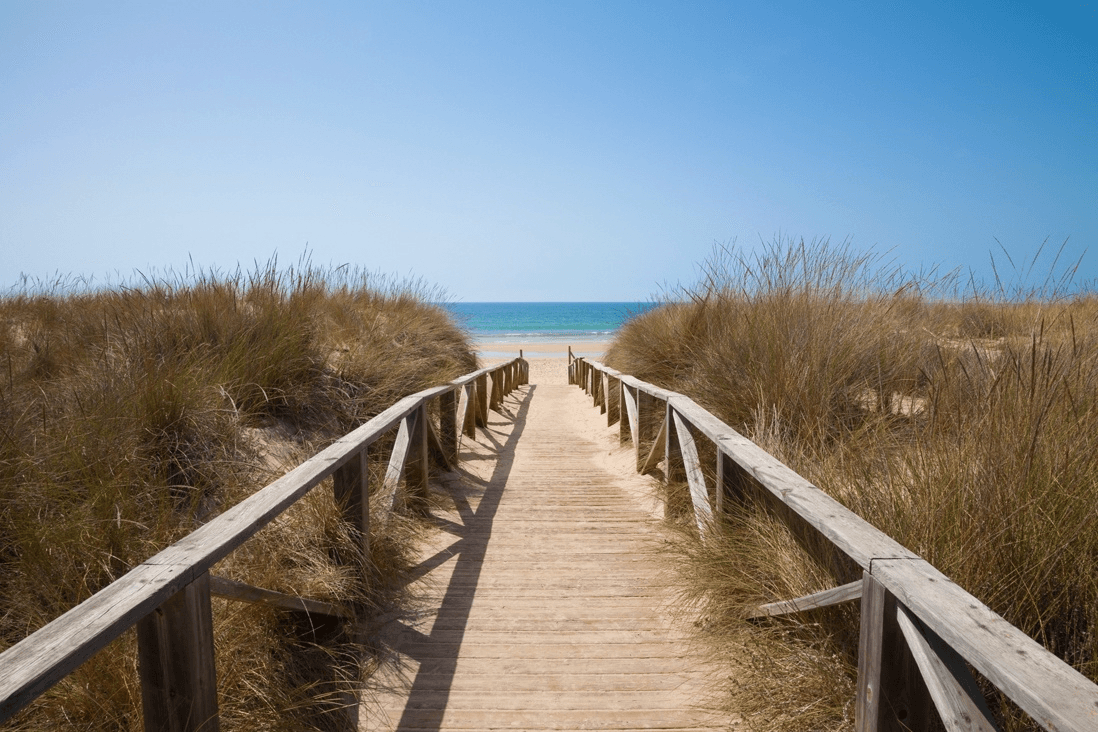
[{"xmin": 362, "ymin": 383, "xmax": 720, "ymax": 731}]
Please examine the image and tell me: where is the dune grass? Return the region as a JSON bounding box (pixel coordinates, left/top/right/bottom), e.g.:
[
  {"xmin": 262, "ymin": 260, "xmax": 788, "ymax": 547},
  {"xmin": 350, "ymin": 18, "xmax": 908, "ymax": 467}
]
[
  {"xmin": 0, "ymin": 261, "xmax": 476, "ymax": 730},
  {"xmin": 607, "ymin": 239, "xmax": 1098, "ymax": 731}
]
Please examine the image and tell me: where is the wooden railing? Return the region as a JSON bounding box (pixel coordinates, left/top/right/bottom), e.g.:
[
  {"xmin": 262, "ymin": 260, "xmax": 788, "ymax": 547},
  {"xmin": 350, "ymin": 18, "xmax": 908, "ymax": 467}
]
[
  {"xmin": 0, "ymin": 356, "xmax": 529, "ymax": 731},
  {"xmin": 569, "ymin": 356, "xmax": 1098, "ymax": 732}
]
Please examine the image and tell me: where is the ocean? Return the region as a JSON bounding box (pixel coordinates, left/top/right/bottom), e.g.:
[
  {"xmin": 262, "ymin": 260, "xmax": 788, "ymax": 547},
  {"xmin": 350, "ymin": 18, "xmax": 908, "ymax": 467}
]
[{"xmin": 444, "ymin": 302, "xmax": 652, "ymax": 353}]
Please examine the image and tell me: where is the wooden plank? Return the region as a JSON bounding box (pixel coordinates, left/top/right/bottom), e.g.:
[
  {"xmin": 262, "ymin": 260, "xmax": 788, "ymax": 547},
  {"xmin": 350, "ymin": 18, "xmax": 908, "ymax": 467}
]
[
  {"xmin": 747, "ymin": 580, "xmax": 863, "ymax": 619},
  {"xmin": 670, "ymin": 410, "xmax": 713, "ymax": 535},
  {"xmin": 895, "ymin": 604, "xmax": 999, "ymax": 732},
  {"xmin": 640, "ymin": 416, "xmax": 667, "ymax": 476},
  {"xmin": 137, "ymin": 572, "xmax": 219, "ymax": 732},
  {"xmin": 874, "ymin": 558, "xmax": 1098, "ymax": 732},
  {"xmin": 714, "ymin": 431, "xmax": 920, "ymax": 569},
  {"xmin": 208, "ymin": 576, "xmax": 350, "ymax": 619}
]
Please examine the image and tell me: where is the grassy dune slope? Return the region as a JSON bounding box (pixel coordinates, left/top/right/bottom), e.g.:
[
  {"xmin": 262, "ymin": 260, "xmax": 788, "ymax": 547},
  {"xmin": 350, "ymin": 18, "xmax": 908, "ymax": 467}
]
[
  {"xmin": 0, "ymin": 263, "xmax": 476, "ymax": 730},
  {"xmin": 606, "ymin": 240, "xmax": 1098, "ymax": 732}
]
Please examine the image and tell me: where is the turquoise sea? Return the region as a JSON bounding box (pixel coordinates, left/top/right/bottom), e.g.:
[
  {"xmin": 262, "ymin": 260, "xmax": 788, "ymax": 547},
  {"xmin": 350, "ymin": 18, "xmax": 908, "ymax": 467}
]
[{"xmin": 444, "ymin": 302, "xmax": 652, "ymax": 344}]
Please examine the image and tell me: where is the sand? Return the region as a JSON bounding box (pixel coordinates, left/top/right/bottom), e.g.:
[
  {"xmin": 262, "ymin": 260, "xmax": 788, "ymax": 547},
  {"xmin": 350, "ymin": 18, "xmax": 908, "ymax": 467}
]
[{"xmin": 477, "ymin": 340, "xmax": 607, "ymax": 386}]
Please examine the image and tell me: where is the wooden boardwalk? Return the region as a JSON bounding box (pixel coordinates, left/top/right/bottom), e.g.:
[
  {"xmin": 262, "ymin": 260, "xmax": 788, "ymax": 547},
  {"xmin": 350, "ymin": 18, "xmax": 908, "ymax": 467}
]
[{"xmin": 363, "ymin": 381, "xmax": 722, "ymax": 731}]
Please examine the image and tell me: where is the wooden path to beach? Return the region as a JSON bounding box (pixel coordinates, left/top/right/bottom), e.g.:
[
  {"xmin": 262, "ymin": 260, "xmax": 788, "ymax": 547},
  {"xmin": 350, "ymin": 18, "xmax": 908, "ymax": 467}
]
[
  {"xmin": 8, "ymin": 354, "xmax": 1098, "ymax": 732},
  {"xmin": 364, "ymin": 381, "xmax": 720, "ymax": 731}
]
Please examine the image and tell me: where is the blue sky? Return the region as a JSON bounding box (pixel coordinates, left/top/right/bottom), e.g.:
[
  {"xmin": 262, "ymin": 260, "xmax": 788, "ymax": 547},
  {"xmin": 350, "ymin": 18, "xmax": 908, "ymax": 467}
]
[{"xmin": 1, "ymin": 1, "xmax": 1094, "ymax": 300}]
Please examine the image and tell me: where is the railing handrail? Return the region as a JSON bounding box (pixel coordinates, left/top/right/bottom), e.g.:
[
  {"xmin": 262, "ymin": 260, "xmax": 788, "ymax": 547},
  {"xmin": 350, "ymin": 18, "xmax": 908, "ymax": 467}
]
[
  {"xmin": 0, "ymin": 356, "xmax": 529, "ymax": 727},
  {"xmin": 570, "ymin": 355, "xmax": 1098, "ymax": 732}
]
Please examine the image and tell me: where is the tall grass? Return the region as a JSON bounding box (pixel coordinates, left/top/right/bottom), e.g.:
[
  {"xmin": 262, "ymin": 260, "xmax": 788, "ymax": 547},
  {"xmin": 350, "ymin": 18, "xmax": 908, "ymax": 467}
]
[
  {"xmin": 607, "ymin": 239, "xmax": 1098, "ymax": 731},
  {"xmin": 0, "ymin": 261, "xmax": 476, "ymax": 730}
]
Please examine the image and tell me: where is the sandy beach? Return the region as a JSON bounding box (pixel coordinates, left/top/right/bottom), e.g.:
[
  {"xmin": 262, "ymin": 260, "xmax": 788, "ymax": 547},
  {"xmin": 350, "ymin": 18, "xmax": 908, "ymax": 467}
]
[{"xmin": 477, "ymin": 340, "xmax": 607, "ymax": 386}]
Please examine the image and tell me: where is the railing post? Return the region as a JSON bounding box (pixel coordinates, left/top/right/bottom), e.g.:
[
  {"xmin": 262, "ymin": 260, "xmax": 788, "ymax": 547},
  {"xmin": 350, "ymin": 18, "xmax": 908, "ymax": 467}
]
[
  {"xmin": 406, "ymin": 404, "xmax": 429, "ymax": 503},
  {"xmin": 462, "ymin": 384, "xmax": 477, "ymax": 437},
  {"xmin": 606, "ymin": 375, "xmax": 620, "ymax": 426},
  {"xmin": 440, "ymin": 389, "xmax": 458, "ymax": 464},
  {"xmin": 489, "ymin": 371, "xmax": 502, "ymax": 412},
  {"xmin": 333, "ymin": 448, "xmax": 369, "ymax": 562},
  {"xmin": 856, "ymin": 572, "xmax": 931, "ymax": 732},
  {"xmin": 137, "ymin": 572, "xmax": 219, "ymax": 732},
  {"xmin": 715, "ymin": 449, "xmax": 754, "ymax": 517},
  {"xmin": 665, "ymin": 403, "xmax": 685, "ymax": 483},
  {"xmin": 475, "ymin": 374, "xmax": 488, "ymax": 427},
  {"xmin": 635, "ymin": 388, "xmax": 653, "ymax": 472},
  {"xmin": 619, "ymin": 383, "xmax": 634, "ymax": 448}
]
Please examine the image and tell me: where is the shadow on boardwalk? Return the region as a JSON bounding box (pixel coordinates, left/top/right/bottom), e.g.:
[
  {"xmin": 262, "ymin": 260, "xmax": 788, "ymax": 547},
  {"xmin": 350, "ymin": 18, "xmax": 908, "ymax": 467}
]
[{"xmin": 366, "ymin": 385, "xmax": 535, "ymax": 731}]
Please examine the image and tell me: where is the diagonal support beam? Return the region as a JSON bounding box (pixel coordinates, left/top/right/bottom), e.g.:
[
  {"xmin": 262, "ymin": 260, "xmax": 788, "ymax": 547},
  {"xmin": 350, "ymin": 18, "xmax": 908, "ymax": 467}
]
[
  {"xmin": 747, "ymin": 580, "xmax": 863, "ymax": 620},
  {"xmin": 640, "ymin": 416, "xmax": 667, "ymax": 475},
  {"xmin": 671, "ymin": 410, "xmax": 713, "ymax": 535},
  {"xmin": 896, "ymin": 604, "xmax": 1000, "ymax": 732}
]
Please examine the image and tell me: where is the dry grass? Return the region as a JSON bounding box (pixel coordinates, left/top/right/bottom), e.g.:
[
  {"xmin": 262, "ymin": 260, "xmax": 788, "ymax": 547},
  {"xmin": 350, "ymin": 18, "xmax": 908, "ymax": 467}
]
[
  {"xmin": 0, "ymin": 261, "xmax": 476, "ymax": 730},
  {"xmin": 609, "ymin": 238, "xmax": 1098, "ymax": 731}
]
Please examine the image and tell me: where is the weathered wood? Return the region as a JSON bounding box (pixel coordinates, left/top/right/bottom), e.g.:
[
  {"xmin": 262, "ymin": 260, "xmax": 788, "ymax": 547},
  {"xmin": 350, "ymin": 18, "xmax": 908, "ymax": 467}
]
[
  {"xmin": 137, "ymin": 572, "xmax": 219, "ymax": 732},
  {"xmin": 439, "ymin": 388, "xmax": 458, "ymax": 465},
  {"xmin": 874, "ymin": 558, "xmax": 1098, "ymax": 732},
  {"xmin": 620, "ymin": 382, "xmax": 638, "ymax": 453},
  {"xmin": 639, "ymin": 416, "xmax": 667, "ymax": 476},
  {"xmin": 665, "ymin": 402, "xmax": 684, "ymax": 485},
  {"xmin": 406, "ymin": 405, "xmax": 429, "ymax": 502},
  {"xmin": 475, "ymin": 374, "xmax": 488, "ymax": 427},
  {"xmin": 895, "ymin": 603, "xmax": 999, "ymax": 732},
  {"xmin": 380, "ymin": 414, "xmax": 413, "ymax": 514},
  {"xmin": 748, "ymin": 580, "xmax": 863, "ymax": 620},
  {"xmin": 670, "ymin": 410, "xmax": 713, "ymax": 535},
  {"xmin": 856, "ymin": 570, "xmax": 931, "ymax": 732},
  {"xmin": 857, "ymin": 571, "xmax": 886, "ymax": 732},
  {"xmin": 713, "ymin": 432, "xmax": 920, "ymax": 570},
  {"xmin": 208, "ymin": 576, "xmax": 350, "ymax": 619},
  {"xmin": 332, "ymin": 446, "xmax": 369, "ymax": 561}
]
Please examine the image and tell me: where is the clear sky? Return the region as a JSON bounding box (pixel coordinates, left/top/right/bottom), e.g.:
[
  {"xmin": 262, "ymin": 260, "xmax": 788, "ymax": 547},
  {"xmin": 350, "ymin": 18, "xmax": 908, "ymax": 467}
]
[{"xmin": 1, "ymin": 1, "xmax": 1094, "ymax": 300}]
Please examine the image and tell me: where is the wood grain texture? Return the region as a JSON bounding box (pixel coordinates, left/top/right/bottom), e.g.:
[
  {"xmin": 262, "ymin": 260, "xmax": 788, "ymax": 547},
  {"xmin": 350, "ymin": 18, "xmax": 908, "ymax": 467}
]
[
  {"xmin": 670, "ymin": 410, "xmax": 713, "ymax": 535},
  {"xmin": 208, "ymin": 576, "xmax": 350, "ymax": 619},
  {"xmin": 748, "ymin": 579, "xmax": 863, "ymax": 619},
  {"xmin": 895, "ymin": 604, "xmax": 999, "ymax": 732},
  {"xmin": 137, "ymin": 572, "xmax": 219, "ymax": 732},
  {"xmin": 364, "ymin": 382, "xmax": 721, "ymax": 731}
]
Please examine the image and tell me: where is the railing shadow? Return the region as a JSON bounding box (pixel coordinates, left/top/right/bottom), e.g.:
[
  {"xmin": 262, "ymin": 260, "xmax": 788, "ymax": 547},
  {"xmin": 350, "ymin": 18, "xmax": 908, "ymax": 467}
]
[{"xmin": 371, "ymin": 383, "xmax": 535, "ymax": 731}]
